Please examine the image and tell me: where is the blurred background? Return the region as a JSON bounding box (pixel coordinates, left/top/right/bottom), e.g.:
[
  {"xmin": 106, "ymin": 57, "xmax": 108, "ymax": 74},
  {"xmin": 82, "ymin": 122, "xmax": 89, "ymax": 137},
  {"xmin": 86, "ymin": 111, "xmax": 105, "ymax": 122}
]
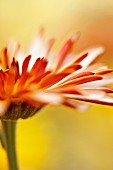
[{"xmin": 0, "ymin": 0, "xmax": 113, "ymax": 169}]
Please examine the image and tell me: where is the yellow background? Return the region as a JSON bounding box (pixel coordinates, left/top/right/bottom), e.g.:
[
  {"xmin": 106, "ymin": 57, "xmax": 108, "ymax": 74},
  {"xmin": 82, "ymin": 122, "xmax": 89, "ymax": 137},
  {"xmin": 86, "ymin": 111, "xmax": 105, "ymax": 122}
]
[{"xmin": 0, "ymin": 0, "xmax": 113, "ymax": 170}]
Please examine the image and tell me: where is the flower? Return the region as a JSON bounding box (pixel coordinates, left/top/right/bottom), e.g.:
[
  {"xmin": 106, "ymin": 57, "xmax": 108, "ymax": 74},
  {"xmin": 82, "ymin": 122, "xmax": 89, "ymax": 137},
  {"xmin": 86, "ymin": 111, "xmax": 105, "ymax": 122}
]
[{"xmin": 0, "ymin": 28, "xmax": 113, "ymax": 119}]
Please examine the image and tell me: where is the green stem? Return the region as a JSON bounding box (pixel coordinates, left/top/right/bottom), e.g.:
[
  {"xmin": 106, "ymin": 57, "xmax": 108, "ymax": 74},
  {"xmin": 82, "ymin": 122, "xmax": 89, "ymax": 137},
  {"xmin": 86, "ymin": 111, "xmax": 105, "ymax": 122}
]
[{"xmin": 1, "ymin": 120, "xmax": 18, "ymax": 170}]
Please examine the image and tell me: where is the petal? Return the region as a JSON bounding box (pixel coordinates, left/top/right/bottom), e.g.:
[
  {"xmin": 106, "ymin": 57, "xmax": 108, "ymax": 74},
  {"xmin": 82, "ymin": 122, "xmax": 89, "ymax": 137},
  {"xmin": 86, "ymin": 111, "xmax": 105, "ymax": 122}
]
[
  {"xmin": 45, "ymin": 38, "xmax": 55, "ymax": 56},
  {"xmin": 7, "ymin": 39, "xmax": 20, "ymax": 64},
  {"xmin": 1, "ymin": 48, "xmax": 9, "ymax": 69},
  {"xmin": 96, "ymin": 69, "xmax": 113, "ymax": 75},
  {"xmin": 53, "ymin": 86, "xmax": 83, "ymax": 95},
  {"xmin": 74, "ymin": 52, "xmax": 88, "ymax": 63},
  {"xmin": 54, "ymin": 75, "xmax": 103, "ymax": 88},
  {"xmin": 79, "ymin": 76, "xmax": 113, "ymax": 88},
  {"xmin": 39, "ymin": 73, "xmax": 69, "ymax": 89},
  {"xmin": 59, "ymin": 64, "xmax": 82, "ymax": 74},
  {"xmin": 63, "ymin": 93, "xmax": 113, "ymax": 106},
  {"xmin": 29, "ymin": 71, "xmax": 51, "ymax": 84},
  {"xmin": 79, "ymin": 47, "xmax": 104, "ymax": 68},
  {"xmin": 22, "ymin": 55, "xmax": 31, "ymax": 74},
  {"xmin": 63, "ymin": 99, "xmax": 90, "ymax": 111},
  {"xmin": 49, "ymin": 47, "xmax": 104, "ymax": 88},
  {"xmin": 30, "ymin": 58, "xmax": 47, "ymax": 75},
  {"xmin": 68, "ymin": 71, "xmax": 95, "ymax": 80},
  {"xmin": 27, "ymin": 29, "xmax": 54, "ymax": 70},
  {"xmin": 28, "ymin": 28, "xmax": 45, "ymax": 57},
  {"xmin": 25, "ymin": 91, "xmax": 63, "ymax": 105},
  {"xmin": 55, "ymin": 33, "xmax": 80, "ymax": 71},
  {"xmin": 82, "ymin": 87, "xmax": 113, "ymax": 93},
  {"xmin": 85, "ymin": 63, "xmax": 108, "ymax": 72}
]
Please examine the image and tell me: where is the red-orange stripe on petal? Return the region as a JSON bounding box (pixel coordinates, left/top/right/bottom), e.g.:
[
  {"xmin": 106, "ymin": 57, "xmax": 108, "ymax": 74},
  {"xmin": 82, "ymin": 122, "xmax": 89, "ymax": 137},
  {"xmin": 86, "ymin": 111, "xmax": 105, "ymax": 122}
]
[
  {"xmin": 16, "ymin": 73, "xmax": 29, "ymax": 90},
  {"xmin": 55, "ymin": 34, "xmax": 80, "ymax": 71},
  {"xmin": 66, "ymin": 94, "xmax": 113, "ymax": 106},
  {"xmin": 61, "ymin": 72, "xmax": 95, "ymax": 84},
  {"xmin": 22, "ymin": 55, "xmax": 31, "ymax": 74},
  {"xmin": 63, "ymin": 99, "xmax": 89, "ymax": 110},
  {"xmin": 96, "ymin": 69, "xmax": 113, "ymax": 75},
  {"xmin": 1, "ymin": 48, "xmax": 9, "ymax": 69},
  {"xmin": 60, "ymin": 75, "xmax": 103, "ymax": 87},
  {"xmin": 39, "ymin": 73, "xmax": 69, "ymax": 89},
  {"xmin": 57, "ymin": 87, "xmax": 83, "ymax": 95},
  {"xmin": 98, "ymin": 87, "xmax": 113, "ymax": 93},
  {"xmin": 30, "ymin": 71, "xmax": 51, "ymax": 84},
  {"xmin": 30, "ymin": 58, "xmax": 47, "ymax": 75},
  {"xmin": 84, "ymin": 87, "xmax": 113, "ymax": 93},
  {"xmin": 74, "ymin": 53, "xmax": 88, "ymax": 63},
  {"xmin": 61, "ymin": 64, "xmax": 82, "ymax": 74},
  {"xmin": 63, "ymin": 100, "xmax": 77, "ymax": 109},
  {"xmin": 3, "ymin": 70, "xmax": 15, "ymax": 96},
  {"xmin": 30, "ymin": 58, "xmax": 40, "ymax": 72},
  {"xmin": 72, "ymin": 71, "xmax": 95, "ymax": 79},
  {"xmin": 0, "ymin": 71, "xmax": 5, "ymax": 98},
  {"xmin": 11, "ymin": 58, "xmax": 20, "ymax": 80},
  {"xmin": 0, "ymin": 70, "xmax": 5, "ymax": 84}
]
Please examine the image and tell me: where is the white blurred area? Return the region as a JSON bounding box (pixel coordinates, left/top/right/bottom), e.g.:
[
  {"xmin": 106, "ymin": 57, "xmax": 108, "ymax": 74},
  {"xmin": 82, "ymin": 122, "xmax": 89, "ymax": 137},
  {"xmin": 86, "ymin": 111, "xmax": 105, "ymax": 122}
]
[{"xmin": 0, "ymin": 0, "xmax": 113, "ymax": 170}]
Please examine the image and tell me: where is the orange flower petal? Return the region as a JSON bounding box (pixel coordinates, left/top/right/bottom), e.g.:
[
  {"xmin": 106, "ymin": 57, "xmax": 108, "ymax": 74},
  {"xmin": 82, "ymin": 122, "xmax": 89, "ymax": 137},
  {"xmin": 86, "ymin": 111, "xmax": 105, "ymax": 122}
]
[
  {"xmin": 39, "ymin": 72, "xmax": 69, "ymax": 89},
  {"xmin": 22, "ymin": 55, "xmax": 31, "ymax": 74},
  {"xmin": 58, "ymin": 75, "xmax": 103, "ymax": 87},
  {"xmin": 55, "ymin": 33, "xmax": 80, "ymax": 71},
  {"xmin": 30, "ymin": 58, "xmax": 47, "ymax": 75}
]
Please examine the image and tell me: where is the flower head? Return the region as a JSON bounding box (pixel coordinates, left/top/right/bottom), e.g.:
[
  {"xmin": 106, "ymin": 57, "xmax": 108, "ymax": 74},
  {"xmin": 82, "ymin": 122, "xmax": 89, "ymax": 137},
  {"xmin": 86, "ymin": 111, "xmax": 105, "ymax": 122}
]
[{"xmin": 0, "ymin": 28, "xmax": 113, "ymax": 119}]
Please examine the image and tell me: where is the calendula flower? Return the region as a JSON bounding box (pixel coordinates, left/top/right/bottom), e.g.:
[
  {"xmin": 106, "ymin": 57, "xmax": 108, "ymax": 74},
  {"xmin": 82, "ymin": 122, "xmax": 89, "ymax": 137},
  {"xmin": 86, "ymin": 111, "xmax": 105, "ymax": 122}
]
[{"xmin": 0, "ymin": 28, "xmax": 113, "ymax": 119}]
